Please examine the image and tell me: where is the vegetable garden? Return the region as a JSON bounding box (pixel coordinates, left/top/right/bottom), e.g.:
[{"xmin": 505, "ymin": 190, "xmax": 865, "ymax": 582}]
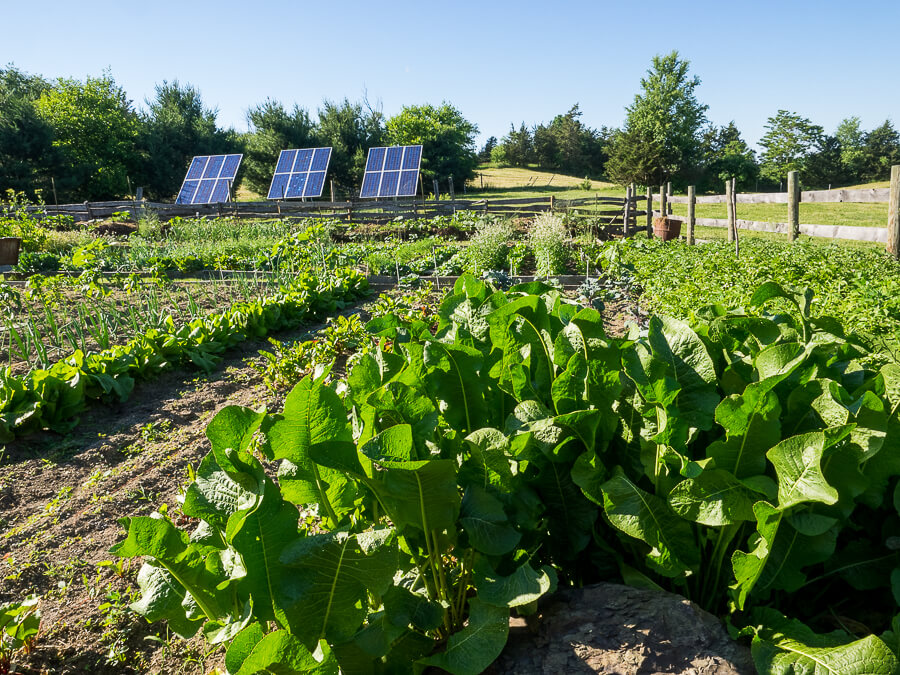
[{"xmin": 4, "ymin": 195, "xmax": 900, "ymax": 674}]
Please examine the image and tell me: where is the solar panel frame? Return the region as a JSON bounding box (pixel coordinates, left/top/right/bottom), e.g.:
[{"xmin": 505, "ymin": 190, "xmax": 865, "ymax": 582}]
[
  {"xmin": 359, "ymin": 145, "xmax": 423, "ymax": 198},
  {"xmin": 267, "ymin": 147, "xmax": 333, "ymax": 200},
  {"xmin": 175, "ymin": 154, "xmax": 243, "ymax": 204}
]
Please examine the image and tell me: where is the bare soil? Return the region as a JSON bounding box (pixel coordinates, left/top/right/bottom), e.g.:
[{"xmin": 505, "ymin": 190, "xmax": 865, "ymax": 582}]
[{"xmin": 0, "ymin": 287, "xmax": 642, "ymax": 675}]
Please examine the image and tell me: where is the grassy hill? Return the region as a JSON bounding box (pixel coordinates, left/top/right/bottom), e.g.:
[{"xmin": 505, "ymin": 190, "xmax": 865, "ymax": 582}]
[{"xmin": 464, "ymin": 165, "xmax": 623, "ymax": 200}]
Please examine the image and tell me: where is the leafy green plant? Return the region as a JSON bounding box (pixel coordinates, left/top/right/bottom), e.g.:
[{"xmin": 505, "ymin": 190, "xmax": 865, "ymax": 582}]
[
  {"xmin": 0, "ymin": 594, "xmax": 40, "ymax": 674},
  {"xmin": 113, "ymin": 275, "xmax": 900, "ymax": 674}
]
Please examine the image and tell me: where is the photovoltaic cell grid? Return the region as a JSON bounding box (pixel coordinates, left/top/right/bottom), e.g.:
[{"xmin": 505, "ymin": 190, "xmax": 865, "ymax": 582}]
[
  {"xmin": 360, "ymin": 145, "xmax": 423, "ymax": 198},
  {"xmin": 267, "ymin": 148, "xmax": 332, "ymax": 199},
  {"xmin": 176, "ymin": 154, "xmax": 243, "ymax": 204}
]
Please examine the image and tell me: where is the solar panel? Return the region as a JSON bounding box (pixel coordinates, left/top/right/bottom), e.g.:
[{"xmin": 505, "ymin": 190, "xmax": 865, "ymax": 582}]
[
  {"xmin": 267, "ymin": 147, "xmax": 333, "ymax": 199},
  {"xmin": 359, "ymin": 145, "xmax": 423, "ymax": 198},
  {"xmin": 175, "ymin": 154, "xmax": 243, "ymax": 204}
]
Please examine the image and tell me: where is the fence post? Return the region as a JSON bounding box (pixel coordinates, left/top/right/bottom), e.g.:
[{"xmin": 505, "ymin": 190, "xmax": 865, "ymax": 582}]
[
  {"xmin": 788, "ymin": 170, "xmax": 800, "ymax": 241},
  {"xmin": 623, "ymin": 185, "xmax": 632, "ymax": 237},
  {"xmin": 687, "ymin": 186, "xmax": 696, "ymax": 245},
  {"xmin": 666, "ymin": 181, "xmax": 673, "ymax": 214},
  {"xmin": 726, "ymin": 179, "xmax": 735, "ymax": 242},
  {"xmin": 659, "ymin": 185, "xmax": 667, "ymax": 221},
  {"xmin": 646, "ymin": 187, "xmax": 653, "ymax": 236},
  {"xmin": 888, "ymin": 165, "xmax": 900, "ymax": 259}
]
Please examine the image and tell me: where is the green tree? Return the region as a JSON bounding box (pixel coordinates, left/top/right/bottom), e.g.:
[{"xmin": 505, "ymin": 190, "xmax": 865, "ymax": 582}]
[
  {"xmin": 317, "ymin": 98, "xmax": 384, "ymax": 195},
  {"xmin": 386, "ymin": 102, "xmax": 479, "ymax": 193},
  {"xmin": 479, "ymin": 136, "xmax": 497, "ymax": 162},
  {"xmin": 0, "ymin": 65, "xmax": 64, "ymax": 198},
  {"xmin": 698, "ymin": 122, "xmax": 758, "ymax": 191},
  {"xmin": 758, "ymin": 110, "xmax": 824, "ymax": 185},
  {"xmin": 496, "ymin": 123, "xmax": 534, "ymax": 167},
  {"xmin": 243, "ymin": 99, "xmax": 317, "ymax": 197},
  {"xmin": 835, "ymin": 117, "xmax": 866, "ymax": 183},
  {"xmin": 605, "ymin": 51, "xmax": 708, "ymax": 186},
  {"xmin": 139, "ymin": 80, "xmax": 236, "ymax": 200},
  {"xmin": 532, "ymin": 105, "xmax": 606, "ymax": 176},
  {"xmin": 35, "ymin": 73, "xmax": 140, "ymax": 200},
  {"xmin": 860, "ymin": 120, "xmax": 900, "ymax": 182}
]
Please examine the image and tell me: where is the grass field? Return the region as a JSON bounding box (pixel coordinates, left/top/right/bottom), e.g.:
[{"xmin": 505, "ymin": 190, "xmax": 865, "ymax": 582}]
[{"xmin": 669, "ymin": 201, "xmax": 888, "ymax": 228}]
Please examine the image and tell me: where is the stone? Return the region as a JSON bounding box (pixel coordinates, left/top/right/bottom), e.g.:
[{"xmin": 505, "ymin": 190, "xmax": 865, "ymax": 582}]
[{"xmin": 487, "ymin": 583, "xmax": 755, "ymax": 675}]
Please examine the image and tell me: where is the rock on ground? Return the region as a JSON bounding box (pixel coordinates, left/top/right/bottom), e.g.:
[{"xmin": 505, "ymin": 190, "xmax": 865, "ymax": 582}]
[{"xmin": 488, "ymin": 583, "xmax": 755, "ymax": 675}]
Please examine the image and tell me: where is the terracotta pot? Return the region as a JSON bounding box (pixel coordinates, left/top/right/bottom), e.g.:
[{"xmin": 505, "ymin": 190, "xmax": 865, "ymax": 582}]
[
  {"xmin": 0, "ymin": 237, "xmax": 22, "ymax": 265},
  {"xmin": 652, "ymin": 217, "xmax": 681, "ymax": 242}
]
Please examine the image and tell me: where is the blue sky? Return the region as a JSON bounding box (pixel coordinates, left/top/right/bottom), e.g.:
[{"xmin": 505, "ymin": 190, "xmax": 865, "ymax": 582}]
[{"xmin": 3, "ymin": 0, "xmax": 897, "ymax": 151}]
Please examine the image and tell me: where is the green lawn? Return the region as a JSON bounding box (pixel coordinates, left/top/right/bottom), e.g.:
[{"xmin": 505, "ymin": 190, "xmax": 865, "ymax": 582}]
[
  {"xmin": 689, "ymin": 225, "xmax": 884, "ymax": 252},
  {"xmin": 669, "ymin": 201, "xmax": 888, "ymax": 228}
]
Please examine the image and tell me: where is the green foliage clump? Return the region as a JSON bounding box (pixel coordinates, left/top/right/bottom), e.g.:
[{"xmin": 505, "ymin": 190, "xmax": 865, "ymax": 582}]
[
  {"xmin": 610, "ymin": 236, "xmax": 900, "ymax": 348},
  {"xmin": 34, "ymin": 73, "xmax": 141, "ymax": 201},
  {"xmin": 386, "ymin": 102, "xmax": 479, "ymax": 193},
  {"xmin": 606, "ymin": 51, "xmax": 708, "ymax": 187},
  {"xmin": 528, "ymin": 212, "xmax": 568, "ymax": 277}
]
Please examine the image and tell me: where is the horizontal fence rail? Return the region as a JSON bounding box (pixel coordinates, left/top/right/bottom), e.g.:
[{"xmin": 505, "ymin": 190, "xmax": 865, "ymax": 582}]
[
  {"xmin": 4, "ymin": 193, "xmax": 645, "ymax": 227},
  {"xmin": 651, "ymin": 170, "xmax": 899, "ymax": 253}
]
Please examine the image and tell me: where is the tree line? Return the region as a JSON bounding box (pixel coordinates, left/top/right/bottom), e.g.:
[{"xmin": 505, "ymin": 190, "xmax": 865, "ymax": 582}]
[
  {"xmin": 3, "ymin": 56, "xmax": 899, "ymax": 203},
  {"xmin": 0, "ymin": 66, "xmax": 479, "ymax": 202},
  {"xmin": 485, "ymin": 51, "xmax": 900, "ymax": 192}
]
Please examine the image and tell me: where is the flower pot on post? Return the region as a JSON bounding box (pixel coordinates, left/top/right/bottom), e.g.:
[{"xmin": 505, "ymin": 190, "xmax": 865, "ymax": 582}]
[
  {"xmin": 0, "ymin": 238, "xmax": 22, "ymax": 265},
  {"xmin": 652, "ymin": 217, "xmax": 681, "ymax": 242}
]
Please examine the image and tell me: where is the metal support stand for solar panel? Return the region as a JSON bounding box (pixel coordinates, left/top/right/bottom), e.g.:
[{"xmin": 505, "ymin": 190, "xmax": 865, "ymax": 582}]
[{"xmin": 418, "ymin": 174, "xmax": 425, "ymax": 218}]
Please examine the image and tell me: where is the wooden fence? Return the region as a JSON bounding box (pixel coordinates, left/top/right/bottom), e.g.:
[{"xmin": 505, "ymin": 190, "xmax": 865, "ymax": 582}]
[
  {"xmin": 647, "ymin": 166, "xmax": 900, "ymax": 257},
  {"xmin": 6, "ymin": 192, "xmax": 647, "ymax": 228}
]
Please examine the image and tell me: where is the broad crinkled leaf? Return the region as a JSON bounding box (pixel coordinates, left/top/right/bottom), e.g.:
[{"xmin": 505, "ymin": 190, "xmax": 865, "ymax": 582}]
[
  {"xmin": 767, "ymin": 429, "xmax": 848, "ymax": 509},
  {"xmin": 748, "ymin": 608, "xmax": 899, "ymax": 675},
  {"xmin": 667, "ymin": 469, "xmax": 762, "ymax": 526},
  {"xmin": 459, "ymin": 485, "xmax": 521, "ymax": 555},
  {"xmin": 707, "ymin": 380, "xmax": 782, "ymax": 479},
  {"xmin": 473, "ymin": 558, "xmax": 557, "ymax": 608},
  {"xmin": 599, "ymin": 471, "xmax": 700, "ymax": 576},
  {"xmin": 280, "ymin": 529, "xmax": 397, "ymax": 648},
  {"xmin": 418, "ymin": 597, "xmax": 509, "ymax": 675}
]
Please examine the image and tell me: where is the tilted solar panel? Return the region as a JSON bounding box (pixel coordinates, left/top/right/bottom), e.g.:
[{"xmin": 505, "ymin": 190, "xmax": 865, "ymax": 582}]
[
  {"xmin": 267, "ymin": 147, "xmax": 332, "ymax": 200},
  {"xmin": 359, "ymin": 145, "xmax": 423, "ymax": 198},
  {"xmin": 175, "ymin": 154, "xmax": 243, "ymax": 204}
]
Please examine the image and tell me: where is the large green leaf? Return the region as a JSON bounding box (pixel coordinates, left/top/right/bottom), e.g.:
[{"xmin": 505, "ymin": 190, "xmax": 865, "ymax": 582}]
[
  {"xmin": 418, "ymin": 597, "xmax": 509, "ymax": 675},
  {"xmin": 748, "ymin": 608, "xmax": 899, "ymax": 675},
  {"xmin": 280, "ymin": 529, "xmax": 398, "ymax": 648},
  {"xmin": 598, "ymin": 470, "xmax": 700, "ymax": 576},
  {"xmin": 473, "ymin": 558, "xmax": 557, "ymax": 608},
  {"xmin": 667, "ymin": 469, "xmax": 762, "ymax": 526},
  {"xmin": 767, "ymin": 429, "xmax": 849, "ymax": 510},
  {"xmin": 422, "ymin": 341, "xmax": 486, "ymax": 434},
  {"xmin": 365, "ymin": 456, "xmax": 460, "ymax": 535},
  {"xmin": 226, "ymin": 626, "xmax": 339, "ymax": 675},
  {"xmin": 459, "ymin": 485, "xmax": 521, "ymax": 556},
  {"xmin": 267, "ymin": 378, "xmax": 357, "ymax": 520},
  {"xmin": 110, "ymin": 515, "xmax": 232, "ymax": 624},
  {"xmin": 707, "ymin": 379, "xmax": 782, "ymax": 479}
]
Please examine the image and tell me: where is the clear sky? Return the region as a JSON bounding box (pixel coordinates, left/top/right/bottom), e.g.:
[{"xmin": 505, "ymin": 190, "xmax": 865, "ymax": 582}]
[{"xmin": 2, "ymin": 0, "xmax": 897, "ymax": 151}]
